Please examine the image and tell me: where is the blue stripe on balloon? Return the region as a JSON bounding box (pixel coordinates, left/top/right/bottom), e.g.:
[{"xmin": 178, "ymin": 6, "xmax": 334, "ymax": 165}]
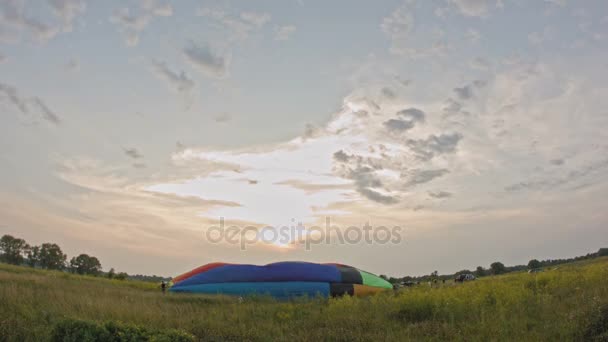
[
  {"xmin": 172, "ymin": 262, "xmax": 341, "ymax": 287},
  {"xmin": 169, "ymin": 281, "xmax": 330, "ymax": 299}
]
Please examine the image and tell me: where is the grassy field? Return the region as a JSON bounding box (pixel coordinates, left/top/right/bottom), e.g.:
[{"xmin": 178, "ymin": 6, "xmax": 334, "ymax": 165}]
[{"xmin": 1, "ymin": 258, "xmax": 607, "ymax": 341}]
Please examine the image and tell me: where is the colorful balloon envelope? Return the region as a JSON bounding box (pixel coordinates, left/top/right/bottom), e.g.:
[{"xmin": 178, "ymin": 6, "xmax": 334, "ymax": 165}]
[{"xmin": 170, "ymin": 261, "xmax": 393, "ymax": 299}]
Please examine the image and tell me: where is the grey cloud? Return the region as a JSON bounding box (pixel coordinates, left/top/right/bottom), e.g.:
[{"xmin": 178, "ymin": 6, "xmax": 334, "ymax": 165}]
[
  {"xmin": 348, "ymin": 166, "xmax": 398, "ymax": 204},
  {"xmin": 454, "ymin": 85, "xmax": 474, "ymax": 100},
  {"xmin": 383, "ymin": 107, "xmax": 426, "ymax": 133},
  {"xmin": 214, "ymin": 112, "xmax": 231, "ymax": 123},
  {"xmin": 406, "ymin": 133, "xmax": 463, "ymax": 160},
  {"xmin": 404, "ymin": 169, "xmax": 450, "ymax": 186},
  {"xmin": 183, "ymin": 43, "xmax": 229, "ymax": 79},
  {"xmin": 0, "ymin": 82, "xmax": 61, "ymax": 124},
  {"xmin": 454, "ymin": 80, "xmax": 486, "ymax": 100},
  {"xmin": 505, "ymin": 158, "xmax": 608, "ymax": 192},
  {"xmin": 381, "ymin": 87, "xmax": 396, "ymax": 99},
  {"xmin": 32, "ymin": 97, "xmax": 61, "ymax": 124},
  {"xmin": 470, "ymin": 57, "xmax": 490, "ymax": 70},
  {"xmin": 333, "ymin": 150, "xmax": 351, "ymax": 163},
  {"xmin": 358, "ymin": 188, "xmax": 398, "ymax": 205},
  {"xmin": 429, "ymin": 190, "xmax": 453, "ymax": 198},
  {"xmin": 384, "ymin": 119, "xmax": 415, "ymax": 132},
  {"xmin": 151, "ymin": 60, "xmax": 194, "ymax": 94},
  {"xmin": 123, "ymin": 148, "xmax": 143, "ymax": 159},
  {"xmin": 443, "ymin": 98, "xmax": 465, "ymax": 116}
]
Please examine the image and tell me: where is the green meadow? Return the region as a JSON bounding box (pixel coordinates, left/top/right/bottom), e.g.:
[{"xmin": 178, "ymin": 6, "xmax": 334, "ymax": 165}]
[{"xmin": 1, "ymin": 258, "xmax": 607, "ymax": 341}]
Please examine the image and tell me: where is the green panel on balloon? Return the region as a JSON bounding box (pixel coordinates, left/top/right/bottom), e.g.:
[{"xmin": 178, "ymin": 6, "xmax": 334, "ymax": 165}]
[{"xmin": 360, "ymin": 270, "xmax": 393, "ymax": 289}]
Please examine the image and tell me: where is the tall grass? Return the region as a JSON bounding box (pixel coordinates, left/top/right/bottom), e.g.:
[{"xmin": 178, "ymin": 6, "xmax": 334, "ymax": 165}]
[{"xmin": 1, "ymin": 258, "xmax": 607, "ymax": 341}]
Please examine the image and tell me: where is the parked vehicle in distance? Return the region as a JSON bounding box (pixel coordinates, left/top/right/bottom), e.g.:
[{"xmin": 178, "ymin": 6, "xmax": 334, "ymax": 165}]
[{"xmin": 455, "ymin": 274, "xmax": 476, "ymax": 282}]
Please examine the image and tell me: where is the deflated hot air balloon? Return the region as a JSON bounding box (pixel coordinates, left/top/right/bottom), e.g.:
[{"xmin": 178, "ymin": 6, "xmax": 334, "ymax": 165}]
[{"xmin": 169, "ymin": 261, "xmax": 393, "ymax": 299}]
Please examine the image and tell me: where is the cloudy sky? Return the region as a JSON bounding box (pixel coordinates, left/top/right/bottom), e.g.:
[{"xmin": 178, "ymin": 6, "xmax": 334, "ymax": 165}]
[{"xmin": 1, "ymin": 0, "xmax": 608, "ymax": 277}]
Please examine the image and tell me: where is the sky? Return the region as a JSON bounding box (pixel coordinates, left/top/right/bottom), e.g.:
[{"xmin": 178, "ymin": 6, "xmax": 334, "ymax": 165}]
[{"xmin": 1, "ymin": 0, "xmax": 608, "ymax": 277}]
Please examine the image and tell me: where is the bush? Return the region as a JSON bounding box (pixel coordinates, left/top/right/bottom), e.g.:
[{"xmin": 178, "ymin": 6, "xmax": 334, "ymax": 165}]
[
  {"xmin": 585, "ymin": 305, "xmax": 608, "ymax": 341},
  {"xmin": 50, "ymin": 318, "xmax": 194, "ymax": 342}
]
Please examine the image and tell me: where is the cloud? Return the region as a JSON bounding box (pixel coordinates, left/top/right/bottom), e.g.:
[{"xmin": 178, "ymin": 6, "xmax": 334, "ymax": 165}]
[
  {"xmin": 453, "ymin": 80, "xmax": 486, "ymax": 100},
  {"xmin": 183, "ymin": 42, "xmax": 230, "ymax": 79},
  {"xmin": 406, "ymin": 133, "xmax": 463, "ymax": 160},
  {"xmin": 0, "ymin": 0, "xmax": 60, "ymax": 42},
  {"xmin": 381, "ymin": 4, "xmax": 414, "ymax": 55},
  {"xmin": 404, "ymin": 169, "xmax": 450, "ymax": 187},
  {"xmin": 383, "ymin": 107, "xmax": 426, "ymax": 133},
  {"xmin": 470, "ymin": 57, "xmax": 490, "ymax": 70},
  {"xmin": 274, "ymin": 25, "xmax": 296, "ymax": 41},
  {"xmin": 109, "ymin": 1, "xmax": 172, "ymax": 46},
  {"xmin": 381, "ymin": 87, "xmax": 397, "ymax": 99},
  {"xmin": 151, "ymin": 60, "xmax": 194, "ymax": 94},
  {"xmin": 197, "ymin": 8, "xmax": 271, "ymax": 41},
  {"xmin": 140, "ymin": 0, "xmax": 173, "ymax": 17},
  {"xmin": 123, "ymin": 148, "xmax": 143, "ymax": 159},
  {"xmin": 48, "ymin": 0, "xmax": 86, "ymax": 32},
  {"xmin": 240, "ymin": 12, "xmax": 271, "ymax": 27},
  {"xmin": 31, "ymin": 97, "xmax": 61, "ymax": 124},
  {"xmin": 449, "ymin": 0, "xmax": 490, "ymax": 17},
  {"xmin": 0, "ymin": 82, "xmax": 61, "ymax": 124},
  {"xmin": 214, "ymin": 112, "xmax": 231, "ymax": 123},
  {"xmin": 454, "ymin": 85, "xmax": 474, "ymax": 100},
  {"xmin": 465, "ymin": 28, "xmax": 481, "ymax": 43},
  {"xmin": 347, "ymin": 166, "xmax": 398, "ymax": 204},
  {"xmin": 429, "ymin": 190, "xmax": 453, "ymax": 198}
]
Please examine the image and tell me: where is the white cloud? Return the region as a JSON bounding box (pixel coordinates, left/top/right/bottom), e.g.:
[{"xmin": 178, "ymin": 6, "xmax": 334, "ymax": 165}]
[
  {"xmin": 109, "ymin": 1, "xmax": 172, "ymax": 46},
  {"xmin": 274, "ymin": 25, "xmax": 296, "ymax": 41},
  {"xmin": 449, "ymin": 0, "xmax": 489, "ymax": 17},
  {"xmin": 0, "ymin": 0, "xmax": 86, "ymax": 43},
  {"xmin": 465, "ymin": 28, "xmax": 481, "ymax": 43},
  {"xmin": 381, "ymin": 4, "xmax": 414, "ymax": 55}
]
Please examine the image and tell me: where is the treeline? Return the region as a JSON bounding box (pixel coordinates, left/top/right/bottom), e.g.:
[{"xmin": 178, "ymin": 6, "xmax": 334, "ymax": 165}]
[
  {"xmin": 384, "ymin": 248, "xmax": 608, "ymax": 284},
  {"xmin": 0, "ymin": 234, "xmax": 129, "ymax": 280}
]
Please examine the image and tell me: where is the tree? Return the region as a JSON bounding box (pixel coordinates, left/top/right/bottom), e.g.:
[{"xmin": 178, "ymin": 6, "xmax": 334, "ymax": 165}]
[
  {"xmin": 490, "ymin": 262, "xmax": 506, "ymax": 275},
  {"xmin": 475, "ymin": 266, "xmax": 486, "ymax": 277},
  {"xmin": 108, "ymin": 268, "xmax": 116, "ymax": 279},
  {"xmin": 69, "ymin": 254, "xmax": 102, "ymax": 275},
  {"xmin": 527, "ymin": 259, "xmax": 541, "ymax": 270},
  {"xmin": 115, "ymin": 272, "xmax": 128, "ymax": 281},
  {"xmin": 0, "ymin": 234, "xmax": 29, "ymax": 265},
  {"xmin": 38, "ymin": 243, "xmax": 67, "ymax": 270},
  {"xmin": 26, "ymin": 245, "xmax": 41, "ymax": 267}
]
